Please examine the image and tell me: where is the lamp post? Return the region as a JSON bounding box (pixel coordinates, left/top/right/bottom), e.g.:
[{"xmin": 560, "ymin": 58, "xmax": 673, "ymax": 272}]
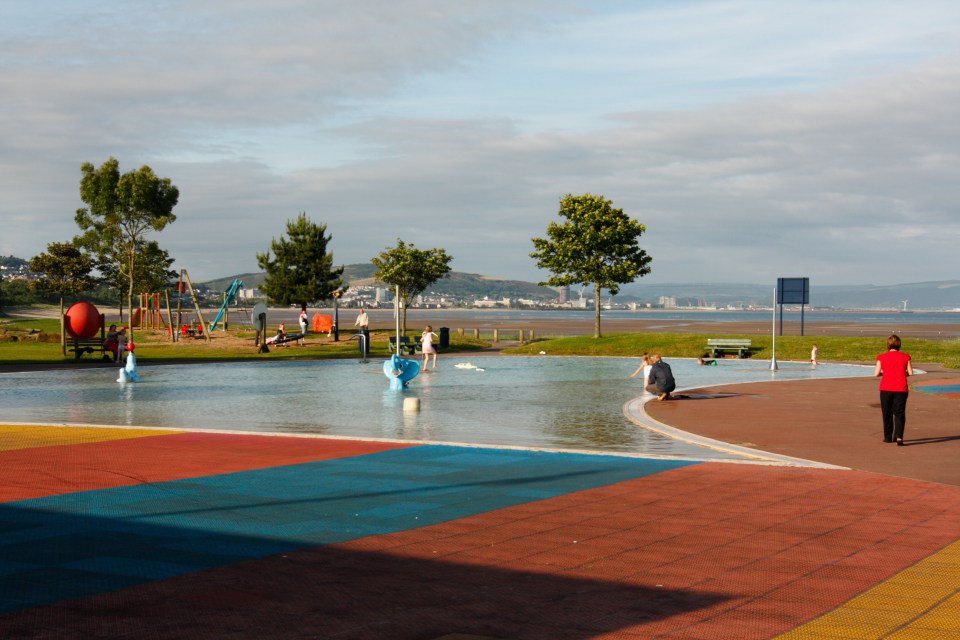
[
  {"xmin": 333, "ymin": 291, "xmax": 340, "ymax": 342},
  {"xmin": 770, "ymin": 286, "xmax": 778, "ymax": 371}
]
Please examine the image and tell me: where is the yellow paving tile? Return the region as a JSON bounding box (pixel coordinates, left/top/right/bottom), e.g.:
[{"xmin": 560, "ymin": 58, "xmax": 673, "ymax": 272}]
[
  {"xmin": 775, "ymin": 540, "xmax": 960, "ymax": 638},
  {"xmin": 0, "ymin": 424, "xmax": 180, "ymax": 451}
]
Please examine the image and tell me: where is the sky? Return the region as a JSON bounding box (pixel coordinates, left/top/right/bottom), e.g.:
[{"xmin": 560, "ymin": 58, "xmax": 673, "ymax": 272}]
[{"xmin": 2, "ymin": 0, "xmax": 959, "ymax": 286}]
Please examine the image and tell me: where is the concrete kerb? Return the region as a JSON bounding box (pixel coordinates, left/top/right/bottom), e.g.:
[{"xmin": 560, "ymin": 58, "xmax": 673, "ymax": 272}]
[{"xmin": 623, "ymin": 389, "xmax": 849, "ymax": 470}]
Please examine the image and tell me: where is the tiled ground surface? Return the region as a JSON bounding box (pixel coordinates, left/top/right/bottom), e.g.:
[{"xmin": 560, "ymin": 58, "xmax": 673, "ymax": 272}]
[{"xmin": 0, "ymin": 424, "xmax": 958, "ymax": 639}]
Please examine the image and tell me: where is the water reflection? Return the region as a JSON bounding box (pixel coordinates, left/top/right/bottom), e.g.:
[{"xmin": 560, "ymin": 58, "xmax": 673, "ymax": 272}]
[{"xmin": 0, "ymin": 357, "xmax": 871, "ymax": 458}]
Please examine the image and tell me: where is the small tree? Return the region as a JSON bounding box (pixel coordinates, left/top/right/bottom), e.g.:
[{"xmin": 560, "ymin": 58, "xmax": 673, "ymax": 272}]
[
  {"xmin": 371, "ymin": 239, "xmax": 452, "ymax": 334},
  {"xmin": 93, "ymin": 239, "xmax": 177, "ymax": 319},
  {"xmin": 74, "ymin": 157, "xmax": 179, "ymax": 338},
  {"xmin": 28, "ymin": 242, "xmax": 95, "ymax": 354},
  {"xmin": 256, "ymin": 213, "xmax": 344, "ymax": 308},
  {"xmin": 531, "ymin": 193, "xmax": 652, "ymax": 338}
]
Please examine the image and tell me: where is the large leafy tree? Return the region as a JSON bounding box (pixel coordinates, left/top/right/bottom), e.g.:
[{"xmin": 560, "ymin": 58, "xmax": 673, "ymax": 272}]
[
  {"xmin": 371, "ymin": 239, "xmax": 452, "ymax": 334},
  {"xmin": 256, "ymin": 213, "xmax": 344, "ymax": 307},
  {"xmin": 94, "ymin": 239, "xmax": 178, "ymax": 317},
  {"xmin": 530, "ymin": 193, "xmax": 652, "ymax": 338},
  {"xmin": 28, "ymin": 242, "xmax": 95, "ymax": 354},
  {"xmin": 74, "ymin": 157, "xmax": 179, "ymax": 337}
]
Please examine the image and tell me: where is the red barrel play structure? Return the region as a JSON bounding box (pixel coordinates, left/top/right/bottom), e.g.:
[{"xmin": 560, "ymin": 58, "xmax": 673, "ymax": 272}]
[{"xmin": 64, "ymin": 301, "xmax": 103, "ymax": 339}]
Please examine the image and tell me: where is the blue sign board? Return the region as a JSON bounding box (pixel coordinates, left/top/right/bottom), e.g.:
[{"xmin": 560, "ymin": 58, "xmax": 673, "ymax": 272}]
[{"xmin": 777, "ymin": 277, "xmax": 809, "ymax": 305}]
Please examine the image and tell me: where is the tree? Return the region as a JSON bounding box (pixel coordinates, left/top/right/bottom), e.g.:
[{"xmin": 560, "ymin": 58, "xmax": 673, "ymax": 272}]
[
  {"xmin": 94, "ymin": 239, "xmax": 178, "ymax": 318},
  {"xmin": 0, "ymin": 279, "xmax": 38, "ymax": 311},
  {"xmin": 256, "ymin": 213, "xmax": 344, "ymax": 307},
  {"xmin": 371, "ymin": 239, "xmax": 452, "ymax": 334},
  {"xmin": 28, "ymin": 242, "xmax": 95, "ymax": 354},
  {"xmin": 74, "ymin": 158, "xmax": 178, "ymax": 338},
  {"xmin": 530, "ymin": 193, "xmax": 652, "ymax": 338}
]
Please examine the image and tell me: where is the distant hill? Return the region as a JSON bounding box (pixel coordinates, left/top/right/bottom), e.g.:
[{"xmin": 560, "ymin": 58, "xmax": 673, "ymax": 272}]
[
  {"xmin": 9, "ymin": 250, "xmax": 954, "ymax": 309},
  {"xmin": 617, "ymin": 280, "xmax": 960, "ymax": 310},
  {"xmin": 182, "ymin": 267, "xmax": 960, "ymax": 311},
  {"xmin": 198, "ymin": 265, "xmax": 559, "ymax": 302}
]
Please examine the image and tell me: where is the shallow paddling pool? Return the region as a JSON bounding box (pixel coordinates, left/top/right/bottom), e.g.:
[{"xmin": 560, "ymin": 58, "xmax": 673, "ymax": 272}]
[{"xmin": 0, "ymin": 356, "xmax": 871, "ymax": 459}]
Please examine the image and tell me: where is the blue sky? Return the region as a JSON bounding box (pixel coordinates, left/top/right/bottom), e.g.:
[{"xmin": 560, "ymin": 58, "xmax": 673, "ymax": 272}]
[{"xmin": 2, "ymin": 1, "xmax": 959, "ymax": 285}]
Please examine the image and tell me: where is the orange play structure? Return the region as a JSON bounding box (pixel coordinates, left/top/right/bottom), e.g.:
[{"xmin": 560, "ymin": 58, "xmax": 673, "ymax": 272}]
[
  {"xmin": 311, "ymin": 313, "xmax": 332, "ymax": 333},
  {"xmin": 132, "ymin": 293, "xmax": 168, "ymax": 329}
]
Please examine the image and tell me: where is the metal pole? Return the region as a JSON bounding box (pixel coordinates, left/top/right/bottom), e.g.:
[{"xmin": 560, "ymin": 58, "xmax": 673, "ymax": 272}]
[
  {"xmin": 395, "ymin": 285, "xmax": 401, "ymax": 356},
  {"xmin": 771, "ymin": 287, "xmax": 778, "ymax": 371},
  {"xmin": 333, "ymin": 294, "xmax": 340, "ymax": 341}
]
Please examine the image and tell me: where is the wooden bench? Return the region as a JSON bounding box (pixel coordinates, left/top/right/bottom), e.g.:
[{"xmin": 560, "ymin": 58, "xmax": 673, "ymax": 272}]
[
  {"xmin": 706, "ymin": 338, "xmax": 752, "ymax": 359},
  {"xmin": 68, "ymin": 337, "xmax": 108, "ymax": 360},
  {"xmin": 388, "ymin": 335, "xmax": 420, "ymax": 355}
]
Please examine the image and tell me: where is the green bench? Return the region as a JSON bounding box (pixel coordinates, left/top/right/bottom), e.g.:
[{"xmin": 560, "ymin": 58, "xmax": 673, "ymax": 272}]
[
  {"xmin": 388, "ymin": 335, "xmax": 420, "ymax": 355},
  {"xmin": 706, "ymin": 338, "xmax": 752, "ymax": 359}
]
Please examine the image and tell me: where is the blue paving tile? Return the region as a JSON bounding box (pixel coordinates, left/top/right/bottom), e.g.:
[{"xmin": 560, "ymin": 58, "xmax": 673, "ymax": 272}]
[{"xmin": 0, "ymin": 444, "xmax": 694, "ymax": 613}]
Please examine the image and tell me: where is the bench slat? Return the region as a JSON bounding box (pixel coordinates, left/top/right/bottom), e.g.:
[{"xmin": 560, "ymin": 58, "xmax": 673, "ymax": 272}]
[{"xmin": 705, "ymin": 338, "xmax": 752, "ymax": 359}]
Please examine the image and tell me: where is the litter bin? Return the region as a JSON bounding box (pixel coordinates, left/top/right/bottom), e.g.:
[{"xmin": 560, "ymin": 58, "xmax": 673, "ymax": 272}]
[
  {"xmin": 358, "ymin": 329, "xmax": 370, "ymax": 356},
  {"xmin": 439, "ymin": 326, "xmax": 449, "ymax": 349}
]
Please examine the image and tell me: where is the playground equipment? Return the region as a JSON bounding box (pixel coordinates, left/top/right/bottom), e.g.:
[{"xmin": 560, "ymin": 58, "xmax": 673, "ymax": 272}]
[
  {"xmin": 117, "ymin": 342, "xmax": 143, "ymax": 383},
  {"xmin": 131, "ymin": 293, "xmax": 168, "ymax": 329},
  {"xmin": 312, "ymin": 313, "xmax": 333, "ymax": 334},
  {"xmin": 208, "ymin": 279, "xmax": 243, "ymax": 332},
  {"xmin": 172, "ymin": 269, "xmax": 210, "ymax": 342},
  {"xmin": 348, "ymin": 330, "xmax": 370, "ymax": 362},
  {"xmin": 383, "ymin": 284, "xmax": 419, "ymax": 389},
  {"xmin": 64, "ymin": 301, "xmax": 102, "ymax": 339},
  {"xmin": 383, "ymin": 353, "xmax": 420, "ymax": 390},
  {"xmin": 63, "ymin": 301, "xmax": 106, "ymax": 359}
]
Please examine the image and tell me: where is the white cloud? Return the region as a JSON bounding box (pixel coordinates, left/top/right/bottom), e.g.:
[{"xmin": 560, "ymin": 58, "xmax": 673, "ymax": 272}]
[{"xmin": 2, "ymin": 1, "xmax": 959, "ymax": 287}]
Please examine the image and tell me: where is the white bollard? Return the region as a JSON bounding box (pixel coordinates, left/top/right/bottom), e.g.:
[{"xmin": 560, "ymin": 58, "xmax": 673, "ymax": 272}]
[{"xmin": 403, "ymin": 397, "xmax": 420, "ymax": 412}]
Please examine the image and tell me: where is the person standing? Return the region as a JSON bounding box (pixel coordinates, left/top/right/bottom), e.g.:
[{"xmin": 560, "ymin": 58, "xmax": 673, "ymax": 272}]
[
  {"xmin": 810, "ymin": 344, "xmax": 818, "ymax": 369},
  {"xmin": 630, "ymin": 353, "xmax": 653, "ymax": 386},
  {"xmin": 299, "ymin": 306, "xmax": 309, "ymax": 336},
  {"xmin": 354, "ymin": 307, "xmax": 369, "ymax": 330},
  {"xmin": 421, "ymin": 325, "xmax": 439, "ymax": 370},
  {"xmin": 874, "ymin": 334, "xmax": 913, "ymax": 446},
  {"xmin": 644, "ymin": 353, "xmax": 677, "ymax": 401}
]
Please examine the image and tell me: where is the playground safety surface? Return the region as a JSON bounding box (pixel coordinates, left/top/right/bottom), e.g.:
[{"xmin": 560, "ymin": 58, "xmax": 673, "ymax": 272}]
[{"xmin": 2, "ymin": 366, "xmax": 959, "ymax": 639}]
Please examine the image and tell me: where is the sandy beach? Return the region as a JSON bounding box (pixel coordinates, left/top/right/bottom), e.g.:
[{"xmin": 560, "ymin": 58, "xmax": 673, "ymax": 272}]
[{"xmin": 290, "ymin": 307, "xmax": 960, "ymax": 341}]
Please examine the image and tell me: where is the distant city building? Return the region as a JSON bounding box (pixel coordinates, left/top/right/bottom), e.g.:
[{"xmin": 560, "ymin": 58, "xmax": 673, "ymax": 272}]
[{"xmin": 557, "ymin": 285, "xmax": 570, "ymax": 303}]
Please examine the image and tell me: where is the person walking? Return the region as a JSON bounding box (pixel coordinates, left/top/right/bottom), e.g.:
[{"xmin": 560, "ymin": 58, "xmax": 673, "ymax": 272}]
[
  {"xmin": 810, "ymin": 344, "xmax": 818, "ymax": 369},
  {"xmin": 644, "ymin": 353, "xmax": 677, "ymax": 401},
  {"xmin": 874, "ymin": 334, "xmax": 913, "ymax": 445},
  {"xmin": 421, "ymin": 325, "xmax": 439, "ymax": 370}
]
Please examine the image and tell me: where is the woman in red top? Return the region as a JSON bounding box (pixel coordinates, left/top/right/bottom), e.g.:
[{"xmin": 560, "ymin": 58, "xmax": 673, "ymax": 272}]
[{"xmin": 873, "ymin": 334, "xmax": 913, "ymax": 446}]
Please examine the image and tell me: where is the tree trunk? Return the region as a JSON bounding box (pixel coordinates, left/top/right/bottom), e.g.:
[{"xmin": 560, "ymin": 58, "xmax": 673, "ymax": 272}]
[
  {"xmin": 127, "ymin": 251, "xmax": 136, "ymax": 341},
  {"xmin": 594, "ymin": 286, "xmax": 602, "ymax": 338},
  {"xmin": 59, "ymin": 296, "xmax": 65, "ymax": 356}
]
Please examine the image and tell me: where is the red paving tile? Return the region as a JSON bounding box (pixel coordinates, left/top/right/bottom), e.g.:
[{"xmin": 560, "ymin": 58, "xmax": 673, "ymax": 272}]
[
  {"xmin": 5, "ymin": 460, "xmax": 958, "ymax": 639},
  {"xmin": 0, "ymin": 431, "xmax": 409, "ymax": 501},
  {"xmin": 4, "ymin": 364, "xmax": 960, "ymax": 640}
]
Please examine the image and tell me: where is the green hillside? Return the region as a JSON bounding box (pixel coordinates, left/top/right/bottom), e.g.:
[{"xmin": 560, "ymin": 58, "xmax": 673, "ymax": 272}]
[{"xmin": 198, "ymin": 265, "xmax": 558, "ymax": 301}]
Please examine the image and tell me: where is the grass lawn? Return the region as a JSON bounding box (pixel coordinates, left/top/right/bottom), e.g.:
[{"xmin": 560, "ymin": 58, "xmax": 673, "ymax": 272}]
[
  {"xmin": 3, "ymin": 315, "xmax": 959, "ymax": 368},
  {"xmin": 505, "ymin": 333, "xmax": 960, "ymax": 368},
  {"xmin": 0, "ymin": 317, "xmax": 488, "ymax": 364}
]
